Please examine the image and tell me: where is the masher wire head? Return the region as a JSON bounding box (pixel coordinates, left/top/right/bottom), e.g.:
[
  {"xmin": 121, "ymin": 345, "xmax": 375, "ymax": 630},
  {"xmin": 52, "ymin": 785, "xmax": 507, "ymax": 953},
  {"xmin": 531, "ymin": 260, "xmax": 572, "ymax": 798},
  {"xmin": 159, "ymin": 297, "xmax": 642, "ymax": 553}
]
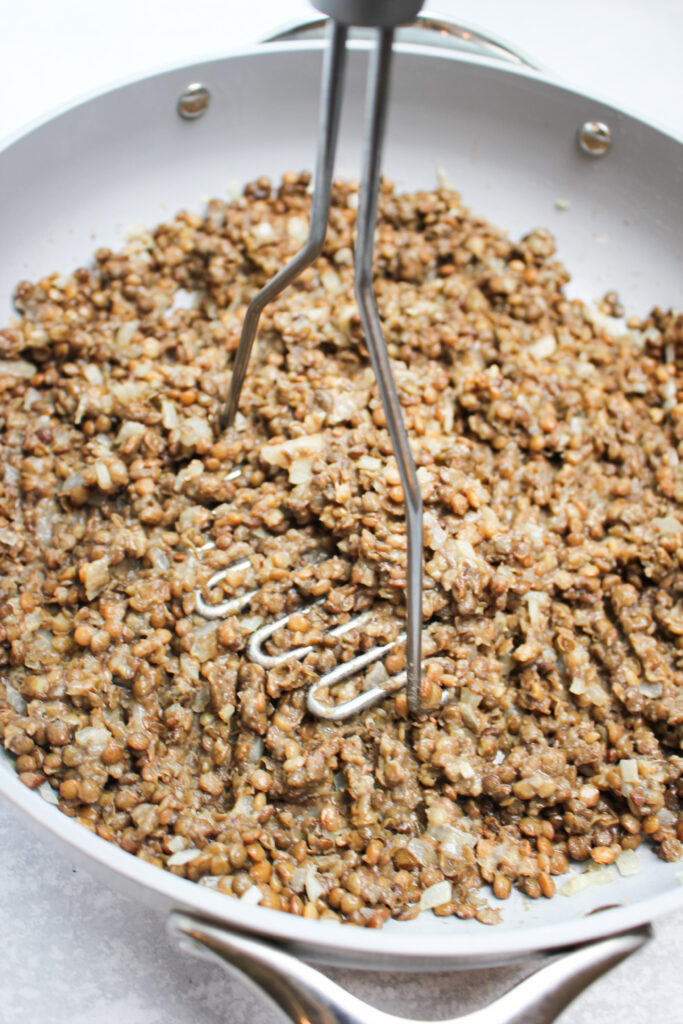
[{"xmin": 219, "ymin": 6, "xmax": 425, "ymax": 715}]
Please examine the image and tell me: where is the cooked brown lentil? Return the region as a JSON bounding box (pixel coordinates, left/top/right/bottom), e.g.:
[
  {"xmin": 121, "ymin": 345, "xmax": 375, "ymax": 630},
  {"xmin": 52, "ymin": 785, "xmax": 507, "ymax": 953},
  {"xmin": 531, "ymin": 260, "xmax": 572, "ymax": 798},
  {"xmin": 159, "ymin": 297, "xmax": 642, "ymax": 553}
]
[{"xmin": 1, "ymin": 172, "xmax": 682, "ymax": 927}]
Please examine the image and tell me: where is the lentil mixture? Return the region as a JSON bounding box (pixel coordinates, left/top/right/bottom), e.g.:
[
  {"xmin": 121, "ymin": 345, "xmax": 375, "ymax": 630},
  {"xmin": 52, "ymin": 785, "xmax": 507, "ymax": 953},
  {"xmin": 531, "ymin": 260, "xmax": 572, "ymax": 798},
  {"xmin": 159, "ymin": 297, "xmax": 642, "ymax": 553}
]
[{"xmin": 1, "ymin": 173, "xmax": 682, "ymax": 927}]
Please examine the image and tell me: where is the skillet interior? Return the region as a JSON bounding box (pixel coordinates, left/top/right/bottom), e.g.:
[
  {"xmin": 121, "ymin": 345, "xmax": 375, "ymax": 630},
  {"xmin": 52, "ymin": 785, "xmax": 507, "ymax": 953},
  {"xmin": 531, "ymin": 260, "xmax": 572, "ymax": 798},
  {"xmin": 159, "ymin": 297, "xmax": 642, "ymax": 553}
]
[{"xmin": 1, "ymin": 40, "xmax": 682, "ymax": 966}]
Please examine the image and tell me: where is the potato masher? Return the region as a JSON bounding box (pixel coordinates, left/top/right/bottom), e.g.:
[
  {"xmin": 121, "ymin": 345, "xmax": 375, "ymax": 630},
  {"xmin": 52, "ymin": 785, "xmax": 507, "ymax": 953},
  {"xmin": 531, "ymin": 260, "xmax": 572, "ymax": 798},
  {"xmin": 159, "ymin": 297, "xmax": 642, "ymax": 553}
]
[{"xmin": 218, "ymin": 0, "xmax": 426, "ymax": 716}]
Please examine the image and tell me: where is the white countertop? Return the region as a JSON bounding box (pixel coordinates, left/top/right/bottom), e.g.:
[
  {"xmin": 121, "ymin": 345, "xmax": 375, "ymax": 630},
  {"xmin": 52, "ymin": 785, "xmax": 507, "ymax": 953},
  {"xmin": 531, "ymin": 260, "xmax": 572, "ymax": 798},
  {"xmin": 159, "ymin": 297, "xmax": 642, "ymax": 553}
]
[{"xmin": 1, "ymin": 3, "xmax": 682, "ymax": 1023}]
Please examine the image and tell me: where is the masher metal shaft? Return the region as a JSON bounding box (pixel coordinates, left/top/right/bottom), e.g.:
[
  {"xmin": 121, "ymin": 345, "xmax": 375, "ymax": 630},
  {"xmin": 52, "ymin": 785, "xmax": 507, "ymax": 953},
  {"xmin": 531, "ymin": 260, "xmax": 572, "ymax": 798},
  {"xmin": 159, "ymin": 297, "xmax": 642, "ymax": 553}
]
[
  {"xmin": 220, "ymin": 20, "xmax": 348, "ymax": 431},
  {"xmin": 353, "ymin": 28, "xmax": 423, "ymax": 714}
]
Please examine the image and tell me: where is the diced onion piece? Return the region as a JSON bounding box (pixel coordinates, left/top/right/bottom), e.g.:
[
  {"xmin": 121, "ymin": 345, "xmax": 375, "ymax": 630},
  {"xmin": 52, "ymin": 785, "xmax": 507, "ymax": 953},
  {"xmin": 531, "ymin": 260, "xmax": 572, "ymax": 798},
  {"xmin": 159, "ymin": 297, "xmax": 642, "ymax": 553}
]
[
  {"xmin": 240, "ymin": 885, "xmax": 263, "ymax": 905},
  {"xmin": 174, "ymin": 459, "xmax": 204, "ymax": 492},
  {"xmin": 0, "ymin": 360, "xmax": 36, "ymax": 378},
  {"xmin": 334, "ymin": 247, "xmax": 353, "ymax": 267},
  {"xmin": 116, "ymin": 320, "xmax": 140, "ymax": 348},
  {"xmin": 526, "ymin": 591, "xmax": 548, "ymax": 629},
  {"xmin": 663, "ymin": 378, "xmax": 677, "ymax": 412},
  {"xmin": 218, "ymin": 702, "xmax": 235, "ymax": 724},
  {"xmin": 166, "ymin": 836, "xmax": 188, "ymax": 854},
  {"xmin": 305, "ymin": 867, "xmax": 324, "ymax": 903},
  {"xmin": 169, "ymin": 288, "xmax": 194, "ymax": 312},
  {"xmin": 0, "ymin": 527, "xmax": 22, "ymax": 547},
  {"xmin": 4, "ymin": 685, "xmax": 26, "ymax": 713},
  {"xmin": 95, "ymin": 461, "xmax": 112, "ymax": 490},
  {"xmin": 454, "ymin": 538, "xmax": 477, "ymax": 561},
  {"xmin": 430, "ymin": 823, "xmax": 476, "ymax": 858},
  {"xmin": 240, "ymin": 615, "xmax": 264, "ymax": 632},
  {"xmin": 357, "ymin": 456, "xmax": 382, "ymax": 472},
  {"xmin": 179, "ymin": 654, "xmax": 200, "ymax": 681},
  {"xmin": 74, "ymin": 727, "xmax": 111, "ymax": 755},
  {"xmin": 115, "ymin": 421, "xmax": 146, "ymax": 445},
  {"xmin": 575, "ymin": 362, "xmax": 596, "ymax": 383},
  {"xmin": 287, "ymin": 217, "xmax": 308, "ymax": 244},
  {"xmin": 179, "ymin": 417, "xmax": 212, "ymax": 449},
  {"xmin": 480, "ymin": 506, "xmax": 500, "ymax": 531},
  {"xmin": 619, "ymin": 759, "xmax": 639, "ymax": 784},
  {"xmin": 290, "ymin": 867, "xmax": 307, "ymax": 893},
  {"xmin": 23, "ymin": 387, "xmax": 42, "ymax": 410},
  {"xmin": 366, "ymin": 662, "xmax": 389, "ymax": 687},
  {"xmin": 653, "ymin": 515, "xmax": 682, "ymax": 536},
  {"xmin": 406, "ymin": 838, "xmax": 430, "ymax": 866},
  {"xmin": 251, "ymin": 222, "xmax": 276, "ymax": 245},
  {"xmin": 198, "ymin": 876, "xmax": 220, "ymax": 889},
  {"xmin": 616, "ymin": 850, "xmax": 641, "ymax": 877},
  {"xmin": 328, "ymin": 390, "xmax": 360, "ymax": 425},
  {"xmin": 423, "ymin": 511, "xmax": 447, "ymax": 550},
  {"xmin": 80, "ymin": 556, "xmax": 110, "ymax": 600},
  {"xmin": 189, "ymin": 621, "xmax": 218, "ymax": 663},
  {"xmin": 460, "ymin": 688, "xmax": 482, "ymax": 708},
  {"xmin": 161, "ymin": 399, "xmax": 179, "ymax": 430},
  {"xmin": 230, "ymin": 795, "xmax": 254, "ymax": 818},
  {"xmin": 248, "ymin": 736, "xmax": 264, "ymax": 763},
  {"xmin": 419, "ymin": 880, "xmax": 452, "ymax": 911},
  {"xmin": 262, "ymin": 434, "xmax": 326, "ymax": 472},
  {"xmin": 148, "ymin": 547, "xmax": 170, "ymax": 572},
  {"xmin": 83, "ymin": 364, "xmax": 104, "ymax": 386},
  {"xmin": 34, "ymin": 499, "xmax": 57, "ymax": 546},
  {"xmin": 38, "ymin": 781, "xmax": 59, "ymax": 805},
  {"xmin": 167, "ymin": 848, "xmax": 202, "ymax": 866},
  {"xmin": 288, "ymin": 458, "xmax": 315, "ymax": 485},
  {"xmin": 586, "ymin": 682, "xmax": 608, "ymax": 706},
  {"xmin": 416, "ymin": 466, "xmax": 435, "ymax": 502},
  {"xmin": 583, "ymin": 306, "xmax": 631, "ymax": 337},
  {"xmin": 320, "ymin": 268, "xmax": 342, "ymax": 295},
  {"xmin": 528, "ymin": 334, "xmax": 556, "ymax": 359},
  {"xmin": 560, "ymin": 866, "xmax": 615, "ymax": 896}
]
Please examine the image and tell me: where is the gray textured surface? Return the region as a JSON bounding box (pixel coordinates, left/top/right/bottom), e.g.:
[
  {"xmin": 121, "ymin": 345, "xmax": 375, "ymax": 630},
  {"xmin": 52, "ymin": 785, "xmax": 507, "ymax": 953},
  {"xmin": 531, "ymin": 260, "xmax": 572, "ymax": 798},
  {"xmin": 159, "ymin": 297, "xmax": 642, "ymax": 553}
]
[{"xmin": 1, "ymin": 2, "xmax": 682, "ymax": 1022}]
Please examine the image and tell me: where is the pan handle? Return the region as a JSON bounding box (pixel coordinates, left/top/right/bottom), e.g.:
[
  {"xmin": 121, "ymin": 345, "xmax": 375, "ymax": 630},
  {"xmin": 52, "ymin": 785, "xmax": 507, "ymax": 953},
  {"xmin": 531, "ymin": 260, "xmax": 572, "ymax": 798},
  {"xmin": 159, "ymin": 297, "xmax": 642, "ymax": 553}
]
[
  {"xmin": 262, "ymin": 13, "xmax": 542, "ymax": 71},
  {"xmin": 169, "ymin": 912, "xmax": 651, "ymax": 1024}
]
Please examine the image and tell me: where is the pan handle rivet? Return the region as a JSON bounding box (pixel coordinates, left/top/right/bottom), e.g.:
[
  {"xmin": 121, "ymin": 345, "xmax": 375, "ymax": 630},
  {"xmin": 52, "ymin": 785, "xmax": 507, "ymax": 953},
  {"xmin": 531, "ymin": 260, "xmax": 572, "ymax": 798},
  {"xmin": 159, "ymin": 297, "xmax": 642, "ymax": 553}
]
[
  {"xmin": 577, "ymin": 120, "xmax": 612, "ymax": 156},
  {"xmin": 178, "ymin": 83, "xmax": 211, "ymax": 120}
]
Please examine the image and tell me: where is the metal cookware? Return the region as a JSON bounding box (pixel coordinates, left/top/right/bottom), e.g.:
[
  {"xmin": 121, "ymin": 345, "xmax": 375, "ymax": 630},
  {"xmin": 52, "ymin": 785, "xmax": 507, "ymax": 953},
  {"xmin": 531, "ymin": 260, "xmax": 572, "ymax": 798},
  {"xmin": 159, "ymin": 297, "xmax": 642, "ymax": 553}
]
[{"xmin": 1, "ymin": 13, "xmax": 682, "ymax": 1023}]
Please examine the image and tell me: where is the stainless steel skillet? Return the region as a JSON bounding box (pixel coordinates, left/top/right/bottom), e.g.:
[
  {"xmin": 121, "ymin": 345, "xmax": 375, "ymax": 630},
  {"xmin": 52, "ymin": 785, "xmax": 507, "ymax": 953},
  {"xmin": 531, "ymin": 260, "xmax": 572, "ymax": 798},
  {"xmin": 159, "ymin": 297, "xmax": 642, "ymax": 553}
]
[{"xmin": 0, "ymin": 13, "xmax": 682, "ymax": 1024}]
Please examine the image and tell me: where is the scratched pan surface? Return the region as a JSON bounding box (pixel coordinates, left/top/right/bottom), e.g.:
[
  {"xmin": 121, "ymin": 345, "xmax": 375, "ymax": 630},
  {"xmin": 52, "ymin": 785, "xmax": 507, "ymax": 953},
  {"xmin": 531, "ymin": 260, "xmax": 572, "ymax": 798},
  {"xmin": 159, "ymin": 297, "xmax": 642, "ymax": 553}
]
[{"xmin": 0, "ymin": 36, "xmax": 682, "ymax": 969}]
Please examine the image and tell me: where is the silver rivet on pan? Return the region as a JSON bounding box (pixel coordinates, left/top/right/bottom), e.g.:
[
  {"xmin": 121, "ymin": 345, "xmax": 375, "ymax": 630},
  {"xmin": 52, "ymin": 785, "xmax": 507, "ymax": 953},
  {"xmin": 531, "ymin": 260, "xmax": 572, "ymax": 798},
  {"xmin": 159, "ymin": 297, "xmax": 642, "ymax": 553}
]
[
  {"xmin": 577, "ymin": 121, "xmax": 612, "ymax": 156},
  {"xmin": 177, "ymin": 83, "xmax": 211, "ymax": 119}
]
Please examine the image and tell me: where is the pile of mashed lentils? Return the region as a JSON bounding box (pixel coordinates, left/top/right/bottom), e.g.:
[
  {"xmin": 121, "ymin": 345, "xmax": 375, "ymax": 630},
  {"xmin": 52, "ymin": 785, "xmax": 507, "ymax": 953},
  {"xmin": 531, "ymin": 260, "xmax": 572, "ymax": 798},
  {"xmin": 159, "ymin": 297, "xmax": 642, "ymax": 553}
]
[{"xmin": 1, "ymin": 173, "xmax": 682, "ymax": 926}]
